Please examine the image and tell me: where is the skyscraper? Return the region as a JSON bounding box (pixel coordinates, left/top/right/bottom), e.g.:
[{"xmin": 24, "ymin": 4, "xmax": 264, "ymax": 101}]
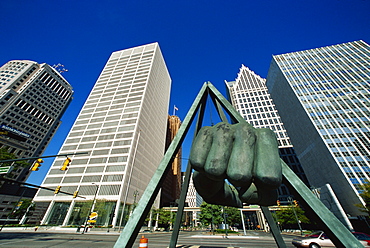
[
  {"xmin": 184, "ymin": 172, "xmax": 203, "ymax": 208},
  {"xmin": 266, "ymin": 40, "xmax": 370, "ymax": 216},
  {"xmin": 225, "ymin": 65, "xmax": 309, "ymax": 200},
  {"xmin": 0, "ymin": 60, "xmax": 73, "ymax": 223},
  {"xmin": 160, "ymin": 115, "xmax": 182, "ymax": 208},
  {"xmin": 32, "ymin": 43, "xmax": 171, "ymax": 227}
]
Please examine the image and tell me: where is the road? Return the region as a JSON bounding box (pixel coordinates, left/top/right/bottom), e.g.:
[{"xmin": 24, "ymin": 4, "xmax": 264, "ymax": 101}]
[
  {"xmin": 133, "ymin": 230, "xmax": 297, "ymax": 248},
  {"xmin": 0, "ymin": 229, "xmax": 297, "ymax": 247}
]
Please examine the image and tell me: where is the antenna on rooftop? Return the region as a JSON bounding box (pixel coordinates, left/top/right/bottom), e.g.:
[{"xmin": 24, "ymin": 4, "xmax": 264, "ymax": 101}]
[{"xmin": 52, "ymin": 63, "xmax": 69, "ymax": 74}]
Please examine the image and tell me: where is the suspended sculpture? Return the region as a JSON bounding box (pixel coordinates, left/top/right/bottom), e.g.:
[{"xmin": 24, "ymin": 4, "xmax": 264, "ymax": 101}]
[
  {"xmin": 190, "ymin": 122, "xmax": 282, "ymax": 207},
  {"xmin": 114, "ymin": 82, "xmax": 363, "ymax": 248}
]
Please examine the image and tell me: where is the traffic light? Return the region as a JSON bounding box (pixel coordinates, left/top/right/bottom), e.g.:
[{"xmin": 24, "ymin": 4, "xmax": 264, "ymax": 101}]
[
  {"xmin": 31, "ymin": 159, "xmax": 43, "ymax": 171},
  {"xmin": 73, "ymin": 191, "xmax": 78, "ymax": 198},
  {"xmin": 15, "ymin": 201, "xmax": 23, "ymax": 210},
  {"xmin": 277, "ymin": 200, "xmax": 280, "ymax": 206},
  {"xmin": 293, "ymin": 200, "xmax": 299, "ymax": 207},
  {"xmin": 54, "ymin": 186, "xmax": 61, "ymax": 194},
  {"xmin": 60, "ymin": 157, "xmax": 71, "ymax": 171}
]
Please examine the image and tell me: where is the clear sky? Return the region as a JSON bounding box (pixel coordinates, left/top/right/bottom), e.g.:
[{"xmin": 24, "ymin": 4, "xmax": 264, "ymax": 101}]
[{"xmin": 1, "ymin": 0, "xmax": 369, "ymax": 185}]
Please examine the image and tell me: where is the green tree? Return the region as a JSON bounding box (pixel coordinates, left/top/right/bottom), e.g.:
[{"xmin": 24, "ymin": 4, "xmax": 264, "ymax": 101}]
[
  {"xmin": 0, "ymin": 148, "xmax": 28, "ymax": 167},
  {"xmin": 0, "ymin": 148, "xmax": 30, "ymax": 179},
  {"xmin": 356, "ymin": 181, "xmax": 370, "ymax": 215},
  {"xmin": 9, "ymin": 198, "xmax": 35, "ymax": 220},
  {"xmin": 69, "ymin": 199, "xmax": 109, "ymax": 226},
  {"xmin": 150, "ymin": 208, "xmax": 175, "ymax": 229},
  {"xmin": 224, "ymin": 206, "xmax": 241, "ymax": 227},
  {"xmin": 273, "ymin": 205, "xmax": 310, "ymax": 227},
  {"xmin": 199, "ymin": 202, "xmax": 223, "ymax": 231},
  {"xmin": 93, "ymin": 199, "xmax": 108, "ymax": 217}
]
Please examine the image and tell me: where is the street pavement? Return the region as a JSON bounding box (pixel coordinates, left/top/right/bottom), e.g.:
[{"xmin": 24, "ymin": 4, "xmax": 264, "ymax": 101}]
[{"xmin": 0, "ymin": 227, "xmax": 298, "ymax": 247}]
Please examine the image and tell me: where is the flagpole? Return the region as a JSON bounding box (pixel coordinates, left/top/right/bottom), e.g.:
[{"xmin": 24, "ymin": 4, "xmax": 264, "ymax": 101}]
[{"xmin": 173, "ymin": 105, "xmax": 178, "ymax": 116}]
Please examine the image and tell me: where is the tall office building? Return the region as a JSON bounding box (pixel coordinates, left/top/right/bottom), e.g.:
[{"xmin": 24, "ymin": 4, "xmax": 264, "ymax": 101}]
[
  {"xmin": 266, "ymin": 40, "xmax": 370, "ymax": 216},
  {"xmin": 225, "ymin": 65, "xmax": 309, "ymax": 200},
  {"xmin": 32, "ymin": 43, "xmax": 171, "ymax": 227},
  {"xmin": 183, "ymin": 172, "xmax": 203, "ymax": 208},
  {"xmin": 160, "ymin": 115, "xmax": 182, "ymax": 208},
  {"xmin": 0, "ymin": 60, "xmax": 73, "ymax": 222}
]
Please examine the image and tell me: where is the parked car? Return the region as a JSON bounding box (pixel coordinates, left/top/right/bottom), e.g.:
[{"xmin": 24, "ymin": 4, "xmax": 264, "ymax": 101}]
[
  {"xmin": 353, "ymin": 232, "xmax": 370, "ymax": 246},
  {"xmin": 292, "ymin": 231, "xmax": 370, "ymax": 248}
]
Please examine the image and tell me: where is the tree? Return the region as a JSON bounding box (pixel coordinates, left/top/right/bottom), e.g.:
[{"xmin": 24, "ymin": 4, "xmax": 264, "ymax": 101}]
[
  {"xmin": 153, "ymin": 208, "xmax": 175, "ymax": 229},
  {"xmin": 93, "ymin": 199, "xmax": 108, "ymax": 218},
  {"xmin": 0, "ymin": 148, "xmax": 28, "ymax": 167},
  {"xmin": 224, "ymin": 206, "xmax": 241, "ymax": 227},
  {"xmin": 356, "ymin": 181, "xmax": 370, "ymax": 215},
  {"xmin": 9, "ymin": 198, "xmax": 35, "ymax": 220},
  {"xmin": 273, "ymin": 205, "xmax": 310, "ymax": 228},
  {"xmin": 0, "ymin": 148, "xmax": 30, "ymax": 179},
  {"xmin": 199, "ymin": 202, "xmax": 223, "ymax": 231},
  {"xmin": 68, "ymin": 199, "xmax": 109, "ymax": 226}
]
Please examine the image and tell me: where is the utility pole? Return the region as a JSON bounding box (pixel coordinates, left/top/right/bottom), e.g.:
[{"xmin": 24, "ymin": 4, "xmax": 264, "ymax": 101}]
[
  {"xmin": 82, "ymin": 183, "xmax": 99, "ymax": 234},
  {"xmin": 288, "ymin": 197, "xmax": 302, "ymax": 236},
  {"xmin": 222, "ymin": 206, "xmax": 228, "ymax": 238}
]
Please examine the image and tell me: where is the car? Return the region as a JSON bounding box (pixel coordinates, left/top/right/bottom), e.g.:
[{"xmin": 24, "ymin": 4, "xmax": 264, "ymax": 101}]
[
  {"xmin": 353, "ymin": 232, "xmax": 370, "ymax": 246},
  {"xmin": 292, "ymin": 231, "xmax": 333, "ymax": 248},
  {"xmin": 292, "ymin": 231, "xmax": 370, "ymax": 248}
]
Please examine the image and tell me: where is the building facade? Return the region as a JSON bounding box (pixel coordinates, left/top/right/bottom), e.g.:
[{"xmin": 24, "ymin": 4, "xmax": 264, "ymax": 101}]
[
  {"xmin": 183, "ymin": 172, "xmax": 203, "ymax": 208},
  {"xmin": 160, "ymin": 115, "xmax": 182, "ymax": 208},
  {"xmin": 225, "ymin": 65, "xmax": 309, "ymax": 201},
  {"xmin": 0, "ymin": 60, "xmax": 73, "ymax": 222},
  {"xmin": 32, "ymin": 43, "xmax": 171, "ymax": 227},
  {"xmin": 266, "ymin": 40, "xmax": 370, "ymax": 216}
]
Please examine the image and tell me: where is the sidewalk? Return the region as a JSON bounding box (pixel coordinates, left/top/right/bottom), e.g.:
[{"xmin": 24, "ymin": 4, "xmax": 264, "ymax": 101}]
[
  {"xmin": 0, "ymin": 226, "xmax": 298, "ymax": 239},
  {"xmin": 0, "ymin": 226, "xmax": 120, "ymax": 235}
]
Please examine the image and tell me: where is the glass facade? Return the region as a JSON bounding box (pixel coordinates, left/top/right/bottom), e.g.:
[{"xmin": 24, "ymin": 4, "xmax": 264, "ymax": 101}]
[{"xmin": 266, "ymin": 40, "xmax": 370, "ymax": 216}]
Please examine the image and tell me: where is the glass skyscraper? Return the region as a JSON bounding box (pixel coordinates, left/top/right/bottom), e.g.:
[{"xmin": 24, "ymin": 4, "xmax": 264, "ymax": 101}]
[
  {"xmin": 266, "ymin": 40, "xmax": 370, "ymax": 216},
  {"xmin": 32, "ymin": 43, "xmax": 171, "ymax": 227}
]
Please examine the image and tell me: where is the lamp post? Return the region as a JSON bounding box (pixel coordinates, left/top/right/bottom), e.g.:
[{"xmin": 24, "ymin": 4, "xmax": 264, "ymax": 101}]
[
  {"xmin": 222, "ymin": 206, "xmax": 228, "ymax": 238},
  {"xmin": 82, "ymin": 183, "xmax": 99, "ymax": 234},
  {"xmin": 133, "ymin": 190, "xmax": 139, "ymax": 210},
  {"xmin": 288, "ymin": 196, "xmax": 302, "ymax": 236}
]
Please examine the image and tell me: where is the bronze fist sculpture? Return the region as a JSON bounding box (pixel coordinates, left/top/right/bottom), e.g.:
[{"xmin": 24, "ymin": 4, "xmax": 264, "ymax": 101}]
[{"xmin": 189, "ymin": 122, "xmax": 282, "ymax": 207}]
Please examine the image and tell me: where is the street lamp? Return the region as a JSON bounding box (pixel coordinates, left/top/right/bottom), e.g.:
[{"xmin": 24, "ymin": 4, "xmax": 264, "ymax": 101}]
[
  {"xmin": 82, "ymin": 183, "xmax": 99, "ymax": 234},
  {"xmin": 287, "ymin": 196, "xmax": 302, "ymax": 236}
]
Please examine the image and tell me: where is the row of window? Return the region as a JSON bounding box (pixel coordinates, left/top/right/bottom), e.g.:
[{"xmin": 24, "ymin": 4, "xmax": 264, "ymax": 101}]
[
  {"xmin": 37, "ymin": 184, "xmax": 121, "ymax": 197},
  {"xmin": 44, "ymin": 174, "xmax": 124, "ymax": 184}
]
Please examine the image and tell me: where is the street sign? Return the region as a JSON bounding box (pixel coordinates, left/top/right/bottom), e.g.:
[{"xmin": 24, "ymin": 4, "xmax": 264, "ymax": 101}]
[
  {"xmin": 0, "ymin": 166, "xmax": 12, "ymax": 174},
  {"xmin": 88, "ymin": 212, "xmax": 98, "ymax": 223}
]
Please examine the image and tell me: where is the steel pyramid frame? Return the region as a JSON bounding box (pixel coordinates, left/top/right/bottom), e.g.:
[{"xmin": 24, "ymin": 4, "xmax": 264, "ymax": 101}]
[{"xmin": 114, "ymin": 82, "xmax": 362, "ymax": 248}]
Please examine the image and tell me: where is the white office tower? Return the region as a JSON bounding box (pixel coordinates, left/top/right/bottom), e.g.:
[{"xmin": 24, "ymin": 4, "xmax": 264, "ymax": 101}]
[
  {"xmin": 226, "ymin": 65, "xmax": 292, "ymax": 147},
  {"xmin": 266, "ymin": 40, "xmax": 370, "ymax": 217},
  {"xmin": 184, "ymin": 172, "xmax": 203, "ymax": 208},
  {"xmin": 33, "ymin": 43, "xmax": 171, "ymax": 227},
  {"xmin": 225, "ymin": 65, "xmax": 309, "ymax": 199}
]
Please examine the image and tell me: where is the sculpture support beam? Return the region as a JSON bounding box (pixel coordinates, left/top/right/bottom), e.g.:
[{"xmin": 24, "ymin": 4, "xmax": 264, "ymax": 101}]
[
  {"xmin": 114, "ymin": 82, "xmax": 363, "ymax": 248},
  {"xmin": 113, "ymin": 83, "xmax": 208, "ymax": 248}
]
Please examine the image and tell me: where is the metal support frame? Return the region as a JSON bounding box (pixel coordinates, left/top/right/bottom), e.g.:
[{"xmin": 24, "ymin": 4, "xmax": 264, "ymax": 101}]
[
  {"xmin": 114, "ymin": 82, "xmax": 363, "ymax": 248},
  {"xmin": 113, "ymin": 83, "xmax": 208, "ymax": 248},
  {"xmin": 170, "ymin": 99, "xmax": 207, "ymax": 247}
]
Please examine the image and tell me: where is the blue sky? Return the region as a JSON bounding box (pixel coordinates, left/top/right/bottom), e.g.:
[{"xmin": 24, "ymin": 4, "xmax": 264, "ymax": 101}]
[{"xmin": 1, "ymin": 0, "xmax": 369, "ymax": 185}]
